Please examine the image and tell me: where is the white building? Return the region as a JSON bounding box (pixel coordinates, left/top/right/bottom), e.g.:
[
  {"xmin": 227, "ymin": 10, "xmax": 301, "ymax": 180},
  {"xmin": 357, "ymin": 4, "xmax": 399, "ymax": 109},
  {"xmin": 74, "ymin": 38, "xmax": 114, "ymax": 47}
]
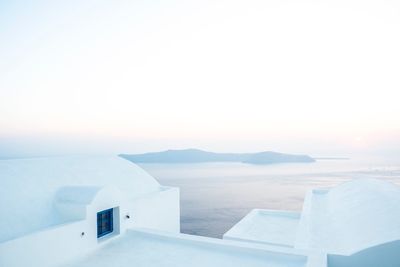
[
  {"xmin": 0, "ymin": 156, "xmax": 179, "ymax": 267},
  {"xmin": 0, "ymin": 156, "xmax": 399, "ymax": 267},
  {"xmin": 224, "ymin": 178, "xmax": 400, "ymax": 267}
]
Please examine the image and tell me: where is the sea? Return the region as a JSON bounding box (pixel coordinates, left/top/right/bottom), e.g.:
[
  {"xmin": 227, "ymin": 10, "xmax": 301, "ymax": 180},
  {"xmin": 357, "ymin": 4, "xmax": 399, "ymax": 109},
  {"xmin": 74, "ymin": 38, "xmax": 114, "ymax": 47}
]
[{"xmin": 138, "ymin": 156, "xmax": 400, "ymax": 238}]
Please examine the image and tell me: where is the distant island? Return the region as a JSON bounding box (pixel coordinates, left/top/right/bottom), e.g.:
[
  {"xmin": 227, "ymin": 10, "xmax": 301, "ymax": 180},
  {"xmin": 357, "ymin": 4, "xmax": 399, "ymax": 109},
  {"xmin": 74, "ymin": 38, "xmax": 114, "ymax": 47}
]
[
  {"xmin": 313, "ymin": 157, "xmax": 350, "ymax": 160},
  {"xmin": 119, "ymin": 149, "xmax": 315, "ymax": 165}
]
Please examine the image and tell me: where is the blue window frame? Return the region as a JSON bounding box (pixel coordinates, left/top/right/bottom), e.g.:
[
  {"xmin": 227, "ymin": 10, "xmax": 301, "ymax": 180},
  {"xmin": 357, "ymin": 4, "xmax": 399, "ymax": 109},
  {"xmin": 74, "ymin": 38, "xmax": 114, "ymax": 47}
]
[{"xmin": 97, "ymin": 208, "xmax": 113, "ymax": 238}]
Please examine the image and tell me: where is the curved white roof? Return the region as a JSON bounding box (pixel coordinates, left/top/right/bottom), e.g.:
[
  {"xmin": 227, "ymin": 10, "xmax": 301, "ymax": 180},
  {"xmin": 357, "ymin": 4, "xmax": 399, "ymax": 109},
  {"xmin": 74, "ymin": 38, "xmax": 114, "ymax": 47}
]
[
  {"xmin": 0, "ymin": 156, "xmax": 160, "ymax": 243},
  {"xmin": 297, "ymin": 178, "xmax": 400, "ymax": 254}
]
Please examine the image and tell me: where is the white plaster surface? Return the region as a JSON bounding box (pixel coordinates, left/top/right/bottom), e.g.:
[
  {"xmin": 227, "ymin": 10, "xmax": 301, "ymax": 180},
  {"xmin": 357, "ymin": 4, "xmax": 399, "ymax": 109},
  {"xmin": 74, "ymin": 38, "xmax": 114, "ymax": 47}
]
[
  {"xmin": 225, "ymin": 179, "xmax": 400, "ymax": 257},
  {"xmin": 295, "ymin": 178, "xmax": 400, "ymax": 254},
  {"xmin": 0, "ymin": 156, "xmax": 161, "ymax": 242},
  {"xmin": 223, "ymin": 178, "xmax": 400, "ymax": 267},
  {"xmin": 61, "ymin": 229, "xmax": 309, "ymax": 267},
  {"xmin": 224, "ymin": 209, "xmax": 300, "ymax": 247}
]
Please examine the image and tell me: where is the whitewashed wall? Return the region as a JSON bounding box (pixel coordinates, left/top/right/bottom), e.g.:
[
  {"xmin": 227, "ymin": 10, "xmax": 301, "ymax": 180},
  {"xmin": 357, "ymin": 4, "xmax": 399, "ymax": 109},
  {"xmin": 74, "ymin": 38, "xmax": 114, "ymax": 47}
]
[
  {"xmin": 0, "ymin": 186, "xmax": 179, "ymax": 267},
  {"xmin": 328, "ymin": 240, "xmax": 400, "ymax": 267},
  {"xmin": 123, "ymin": 186, "xmax": 180, "ymax": 233}
]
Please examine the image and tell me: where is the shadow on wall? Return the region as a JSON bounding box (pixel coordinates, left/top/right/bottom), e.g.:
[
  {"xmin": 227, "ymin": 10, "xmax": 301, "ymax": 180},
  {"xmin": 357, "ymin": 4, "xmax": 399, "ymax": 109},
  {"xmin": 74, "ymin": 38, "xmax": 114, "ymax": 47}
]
[{"xmin": 328, "ymin": 239, "xmax": 400, "ymax": 267}]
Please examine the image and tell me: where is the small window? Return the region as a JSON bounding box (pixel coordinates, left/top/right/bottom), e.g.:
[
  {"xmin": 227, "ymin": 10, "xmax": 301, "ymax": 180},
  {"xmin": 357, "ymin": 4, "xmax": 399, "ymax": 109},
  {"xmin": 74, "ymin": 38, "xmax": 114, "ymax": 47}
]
[{"xmin": 97, "ymin": 208, "xmax": 113, "ymax": 238}]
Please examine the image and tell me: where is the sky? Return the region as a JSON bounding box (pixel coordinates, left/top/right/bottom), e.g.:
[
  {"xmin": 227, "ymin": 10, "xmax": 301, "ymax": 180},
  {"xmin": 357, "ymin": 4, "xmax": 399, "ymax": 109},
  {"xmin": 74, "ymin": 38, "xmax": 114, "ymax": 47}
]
[{"xmin": 0, "ymin": 0, "xmax": 399, "ymax": 157}]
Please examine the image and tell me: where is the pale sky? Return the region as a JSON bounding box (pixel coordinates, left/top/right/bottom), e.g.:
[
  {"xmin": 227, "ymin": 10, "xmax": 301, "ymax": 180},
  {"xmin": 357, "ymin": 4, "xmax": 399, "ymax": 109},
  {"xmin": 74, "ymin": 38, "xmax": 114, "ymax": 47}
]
[{"xmin": 1, "ymin": 0, "xmax": 399, "ymax": 157}]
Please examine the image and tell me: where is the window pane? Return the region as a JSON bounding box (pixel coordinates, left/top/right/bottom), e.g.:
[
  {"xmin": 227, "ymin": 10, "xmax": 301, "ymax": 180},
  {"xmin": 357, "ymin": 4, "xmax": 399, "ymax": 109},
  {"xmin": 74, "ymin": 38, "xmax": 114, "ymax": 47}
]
[{"xmin": 97, "ymin": 208, "xmax": 113, "ymax": 238}]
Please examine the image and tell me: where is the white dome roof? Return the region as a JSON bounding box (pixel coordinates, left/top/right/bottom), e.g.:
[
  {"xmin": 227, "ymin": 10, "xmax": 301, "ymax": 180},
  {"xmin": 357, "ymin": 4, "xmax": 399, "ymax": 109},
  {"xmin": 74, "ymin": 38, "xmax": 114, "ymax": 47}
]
[
  {"xmin": 0, "ymin": 156, "xmax": 160, "ymax": 242},
  {"xmin": 297, "ymin": 178, "xmax": 400, "ymax": 254}
]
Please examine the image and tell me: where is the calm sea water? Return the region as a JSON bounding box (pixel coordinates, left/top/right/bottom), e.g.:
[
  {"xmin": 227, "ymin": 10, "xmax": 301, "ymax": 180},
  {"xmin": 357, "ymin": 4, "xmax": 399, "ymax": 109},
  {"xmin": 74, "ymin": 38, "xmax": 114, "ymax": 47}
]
[{"xmin": 138, "ymin": 157, "xmax": 400, "ymax": 238}]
